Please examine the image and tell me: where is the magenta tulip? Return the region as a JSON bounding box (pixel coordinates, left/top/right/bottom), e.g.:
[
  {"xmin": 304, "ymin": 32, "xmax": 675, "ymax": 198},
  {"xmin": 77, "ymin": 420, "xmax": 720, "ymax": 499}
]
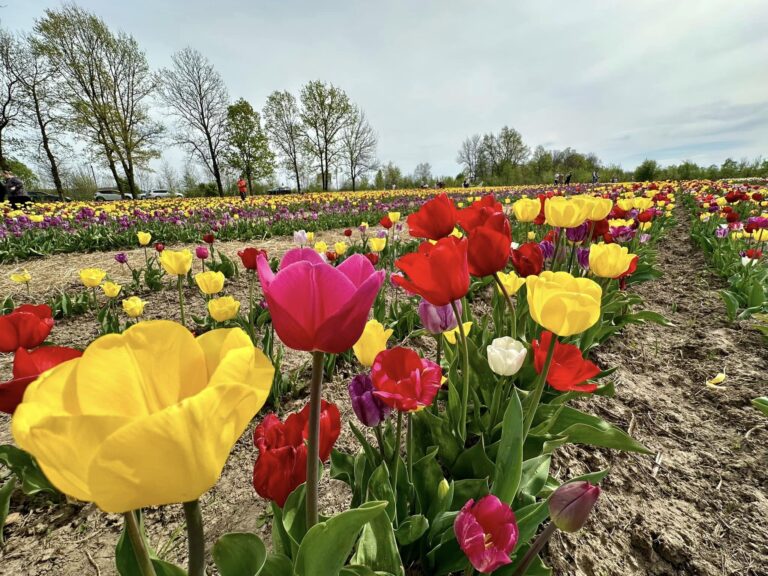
[
  {"xmin": 548, "ymin": 481, "xmax": 601, "ymax": 532},
  {"xmin": 257, "ymin": 248, "xmax": 385, "ymax": 354},
  {"xmin": 454, "ymin": 495, "xmax": 519, "ymax": 573}
]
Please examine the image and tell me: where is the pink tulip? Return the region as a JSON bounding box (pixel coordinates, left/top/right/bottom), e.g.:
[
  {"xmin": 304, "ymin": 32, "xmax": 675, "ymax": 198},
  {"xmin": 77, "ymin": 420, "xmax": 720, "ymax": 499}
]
[
  {"xmin": 195, "ymin": 245, "xmax": 209, "ymax": 260},
  {"xmin": 454, "ymin": 495, "xmax": 518, "ymax": 573},
  {"xmin": 257, "ymin": 248, "xmax": 385, "ymax": 354}
]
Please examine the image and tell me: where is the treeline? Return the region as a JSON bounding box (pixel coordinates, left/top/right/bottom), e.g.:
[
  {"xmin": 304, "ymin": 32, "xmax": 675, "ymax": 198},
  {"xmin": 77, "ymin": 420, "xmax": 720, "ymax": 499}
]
[{"xmin": 0, "ymin": 4, "xmax": 377, "ymax": 198}]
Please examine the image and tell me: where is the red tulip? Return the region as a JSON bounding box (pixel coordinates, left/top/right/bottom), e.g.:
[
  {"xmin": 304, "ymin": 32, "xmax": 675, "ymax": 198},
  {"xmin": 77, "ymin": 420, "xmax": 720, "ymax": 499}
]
[
  {"xmin": 745, "ymin": 248, "xmax": 763, "ymax": 259},
  {"xmin": 371, "ymin": 347, "xmax": 441, "ymax": 412},
  {"xmin": 510, "ymin": 242, "xmax": 544, "ymax": 277},
  {"xmin": 154, "ymin": 242, "xmax": 165, "ymax": 253},
  {"xmin": 326, "ymin": 251, "xmax": 337, "ymax": 262},
  {"xmin": 465, "ymin": 212, "xmax": 511, "ymax": 277},
  {"xmin": 406, "ymin": 193, "xmax": 458, "ymax": 240},
  {"xmin": 203, "ymin": 233, "xmax": 216, "ymax": 244},
  {"xmin": 393, "ymin": 237, "xmax": 470, "ymax": 306},
  {"xmin": 365, "ymin": 252, "xmax": 379, "ymax": 266},
  {"xmin": 238, "ymin": 247, "xmax": 267, "ymax": 270},
  {"xmin": 457, "ymin": 195, "xmax": 503, "ymax": 233},
  {"xmin": 637, "ymin": 210, "xmax": 653, "ymax": 223},
  {"xmin": 532, "ymin": 331, "xmax": 600, "ymax": 393},
  {"xmin": 252, "ymin": 400, "xmax": 340, "ymax": 507},
  {"xmin": 343, "ymin": 228, "xmax": 353, "ymax": 237},
  {"xmin": 0, "ymin": 305, "xmax": 55, "ymax": 353},
  {"xmin": 379, "ymin": 215, "xmax": 393, "ymax": 229},
  {"xmin": 256, "ymin": 248, "xmax": 385, "ymax": 354},
  {"xmin": 0, "ymin": 346, "xmax": 82, "ymax": 414},
  {"xmin": 454, "ymin": 495, "xmax": 518, "ymax": 573}
]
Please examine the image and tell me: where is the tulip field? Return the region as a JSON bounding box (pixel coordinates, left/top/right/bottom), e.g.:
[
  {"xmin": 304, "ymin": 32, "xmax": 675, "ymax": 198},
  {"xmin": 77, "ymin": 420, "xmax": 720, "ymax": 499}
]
[{"xmin": 0, "ymin": 183, "xmax": 766, "ymax": 576}]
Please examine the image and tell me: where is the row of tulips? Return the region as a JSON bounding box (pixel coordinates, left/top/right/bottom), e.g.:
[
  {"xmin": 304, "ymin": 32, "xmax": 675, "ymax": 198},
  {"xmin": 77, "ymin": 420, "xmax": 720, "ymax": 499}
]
[
  {"xmin": 682, "ymin": 180, "xmax": 768, "ymax": 321},
  {"xmin": 0, "ymin": 184, "xmax": 675, "ymax": 574}
]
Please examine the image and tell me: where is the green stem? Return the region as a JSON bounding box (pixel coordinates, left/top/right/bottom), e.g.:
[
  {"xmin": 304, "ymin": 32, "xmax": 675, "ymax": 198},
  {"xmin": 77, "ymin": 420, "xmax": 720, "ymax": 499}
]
[
  {"xmin": 493, "ymin": 272, "xmax": 517, "ymax": 338},
  {"xmin": 392, "ymin": 410, "xmax": 403, "ymax": 518},
  {"xmin": 522, "ymin": 333, "xmax": 557, "ymax": 439},
  {"xmin": 374, "ymin": 423, "xmax": 387, "ymax": 462},
  {"xmin": 306, "ymin": 351, "xmax": 325, "ymax": 528},
  {"xmin": 511, "ymin": 522, "xmax": 557, "ymax": 576},
  {"xmin": 451, "ymin": 300, "xmax": 470, "ymax": 442},
  {"xmin": 183, "ymin": 500, "xmax": 205, "ymax": 576},
  {"xmin": 247, "ymin": 271, "xmax": 254, "ymax": 324},
  {"xmin": 177, "ymin": 276, "xmax": 186, "ymax": 326},
  {"xmin": 123, "ymin": 511, "xmax": 157, "ymax": 576},
  {"xmin": 406, "ymin": 412, "xmax": 413, "ymax": 483}
]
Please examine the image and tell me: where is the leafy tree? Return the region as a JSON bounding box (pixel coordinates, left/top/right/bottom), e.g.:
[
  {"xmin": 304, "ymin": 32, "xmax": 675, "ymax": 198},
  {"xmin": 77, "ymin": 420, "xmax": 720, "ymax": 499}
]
[
  {"xmin": 224, "ymin": 98, "xmax": 274, "ymax": 194},
  {"xmin": 634, "ymin": 159, "xmax": 660, "ymax": 182},
  {"xmin": 263, "ymin": 90, "xmax": 304, "ymax": 192},
  {"xmin": 158, "ymin": 48, "xmax": 229, "ymax": 196}
]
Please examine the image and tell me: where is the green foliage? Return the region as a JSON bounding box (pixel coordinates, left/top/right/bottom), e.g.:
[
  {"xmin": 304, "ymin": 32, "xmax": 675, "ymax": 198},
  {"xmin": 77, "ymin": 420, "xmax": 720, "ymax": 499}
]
[{"xmin": 225, "ymin": 98, "xmax": 275, "ymax": 191}]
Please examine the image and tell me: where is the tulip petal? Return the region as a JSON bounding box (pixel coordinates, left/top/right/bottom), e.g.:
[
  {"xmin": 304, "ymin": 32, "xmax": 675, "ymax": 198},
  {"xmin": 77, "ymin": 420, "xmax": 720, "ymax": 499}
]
[
  {"xmin": 196, "ymin": 328, "xmax": 254, "ymax": 380},
  {"xmin": 336, "ymin": 254, "xmax": 376, "ymax": 287},
  {"xmin": 279, "ymin": 247, "xmax": 325, "ymax": 270}
]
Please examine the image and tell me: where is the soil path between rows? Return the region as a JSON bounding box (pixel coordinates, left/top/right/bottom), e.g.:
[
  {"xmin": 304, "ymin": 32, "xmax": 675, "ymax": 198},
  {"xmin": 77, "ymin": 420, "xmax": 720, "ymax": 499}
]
[{"xmin": 549, "ymin": 207, "xmax": 768, "ymax": 575}]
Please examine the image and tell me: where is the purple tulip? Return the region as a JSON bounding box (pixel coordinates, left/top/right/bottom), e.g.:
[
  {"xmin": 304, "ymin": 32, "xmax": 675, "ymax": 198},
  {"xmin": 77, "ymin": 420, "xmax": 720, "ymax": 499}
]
[
  {"xmin": 549, "ymin": 481, "xmax": 601, "ymax": 532},
  {"xmin": 539, "ymin": 240, "xmax": 555, "ymax": 260},
  {"xmin": 418, "ymin": 298, "xmax": 460, "ymax": 334},
  {"xmin": 577, "ymin": 247, "xmax": 590, "ymax": 270},
  {"xmin": 566, "ymin": 222, "xmax": 589, "ymax": 243},
  {"xmin": 114, "ymin": 252, "xmax": 128, "ymax": 265},
  {"xmin": 348, "ymin": 373, "xmax": 391, "ymax": 427},
  {"xmin": 714, "ymin": 226, "xmax": 729, "ymax": 239}
]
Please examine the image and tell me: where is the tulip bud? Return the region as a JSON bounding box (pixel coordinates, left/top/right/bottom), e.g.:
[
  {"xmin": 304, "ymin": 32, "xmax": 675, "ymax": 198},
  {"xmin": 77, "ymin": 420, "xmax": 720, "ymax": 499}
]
[
  {"xmin": 348, "ymin": 373, "xmax": 391, "ymax": 427},
  {"xmin": 418, "ymin": 298, "xmax": 460, "ymax": 334},
  {"xmin": 195, "ymin": 245, "xmax": 209, "ymax": 260},
  {"xmin": 548, "ymin": 481, "xmax": 600, "ymax": 532},
  {"xmin": 486, "ymin": 337, "xmax": 527, "ymax": 376}
]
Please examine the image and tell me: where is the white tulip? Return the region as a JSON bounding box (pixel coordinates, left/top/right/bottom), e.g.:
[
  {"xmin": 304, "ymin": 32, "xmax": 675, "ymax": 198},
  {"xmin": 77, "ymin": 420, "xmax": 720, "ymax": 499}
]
[{"xmin": 487, "ymin": 337, "xmax": 527, "ymax": 376}]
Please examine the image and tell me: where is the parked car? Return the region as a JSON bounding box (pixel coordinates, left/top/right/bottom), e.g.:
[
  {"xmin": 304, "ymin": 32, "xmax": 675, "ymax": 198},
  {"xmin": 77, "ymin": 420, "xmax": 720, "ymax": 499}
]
[
  {"xmin": 94, "ymin": 189, "xmax": 132, "ymax": 201},
  {"xmin": 139, "ymin": 189, "xmax": 183, "ymax": 199},
  {"xmin": 267, "ymin": 186, "xmax": 292, "ymax": 195},
  {"xmin": 28, "ymin": 190, "xmax": 72, "ymax": 202}
]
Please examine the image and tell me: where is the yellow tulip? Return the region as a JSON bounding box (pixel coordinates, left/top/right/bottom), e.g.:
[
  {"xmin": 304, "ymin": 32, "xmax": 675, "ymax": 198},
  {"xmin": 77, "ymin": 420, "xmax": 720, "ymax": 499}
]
[
  {"xmin": 388, "ymin": 212, "xmax": 401, "ymax": 223},
  {"xmin": 79, "ymin": 268, "xmax": 107, "ymax": 288},
  {"xmin": 195, "ymin": 271, "xmax": 225, "ymax": 295},
  {"xmin": 444, "ymin": 322, "xmax": 473, "ymax": 345},
  {"xmin": 10, "ymin": 269, "xmax": 31, "ymax": 284},
  {"xmin": 576, "ymin": 196, "xmax": 613, "ymax": 221},
  {"xmin": 101, "ymin": 281, "xmax": 122, "ymax": 298},
  {"xmin": 526, "ymin": 271, "xmax": 602, "ymax": 336},
  {"xmin": 589, "ymin": 243, "xmax": 636, "ymax": 279},
  {"xmin": 512, "ymin": 198, "xmax": 541, "ymax": 222},
  {"xmin": 369, "ymin": 237, "xmax": 387, "ymax": 253},
  {"xmin": 633, "ymin": 198, "xmax": 654, "ymax": 211},
  {"xmin": 334, "ymin": 241, "xmax": 348, "ymax": 255},
  {"xmin": 208, "ymin": 296, "xmax": 240, "ymax": 322},
  {"xmin": 527, "ymin": 231, "xmax": 536, "ymax": 240},
  {"xmin": 752, "ymin": 229, "xmax": 768, "ymax": 242},
  {"xmin": 12, "ymin": 321, "xmax": 273, "ymax": 513},
  {"xmin": 160, "ymin": 249, "xmax": 193, "ymax": 276},
  {"xmin": 306, "ymin": 231, "xmax": 315, "ymax": 244},
  {"xmin": 352, "ymin": 319, "xmax": 393, "ymax": 367},
  {"xmin": 544, "ymin": 197, "xmax": 587, "ymax": 228},
  {"xmin": 616, "ymin": 199, "xmax": 634, "ymax": 212},
  {"xmin": 359, "ymin": 222, "xmax": 368, "ymax": 230},
  {"xmin": 314, "ymin": 241, "xmax": 328, "ymax": 254},
  {"xmin": 137, "ymin": 231, "xmax": 152, "ymax": 246},
  {"xmin": 122, "ymin": 296, "xmax": 146, "ymax": 318},
  {"xmin": 496, "ymin": 271, "xmax": 526, "ymax": 295}
]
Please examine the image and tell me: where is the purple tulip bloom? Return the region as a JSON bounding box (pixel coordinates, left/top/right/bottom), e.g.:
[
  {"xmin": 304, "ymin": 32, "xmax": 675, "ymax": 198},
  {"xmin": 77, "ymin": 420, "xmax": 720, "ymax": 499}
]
[
  {"xmin": 418, "ymin": 298, "xmax": 460, "ymax": 334},
  {"xmin": 348, "ymin": 373, "xmax": 391, "ymax": 427},
  {"xmin": 577, "ymin": 247, "xmax": 590, "ymax": 270},
  {"xmin": 539, "ymin": 240, "xmax": 555, "ymax": 260},
  {"xmin": 114, "ymin": 252, "xmax": 128, "ymax": 265},
  {"xmin": 566, "ymin": 222, "xmax": 590, "ymax": 243}
]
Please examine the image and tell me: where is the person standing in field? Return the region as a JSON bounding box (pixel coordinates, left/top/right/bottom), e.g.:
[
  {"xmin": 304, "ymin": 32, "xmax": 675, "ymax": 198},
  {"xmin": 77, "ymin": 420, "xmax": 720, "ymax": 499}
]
[
  {"xmin": 592, "ymin": 170, "xmax": 599, "ymax": 184},
  {"xmin": 4, "ymin": 171, "xmax": 28, "ymax": 208},
  {"xmin": 565, "ymin": 172, "xmax": 572, "ymax": 185},
  {"xmin": 237, "ymin": 176, "xmax": 247, "ymax": 201}
]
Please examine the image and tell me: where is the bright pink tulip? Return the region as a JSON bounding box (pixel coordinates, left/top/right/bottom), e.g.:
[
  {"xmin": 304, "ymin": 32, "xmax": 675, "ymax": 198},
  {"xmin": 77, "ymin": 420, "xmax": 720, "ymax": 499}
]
[
  {"xmin": 257, "ymin": 248, "xmax": 385, "ymax": 354},
  {"xmin": 454, "ymin": 495, "xmax": 519, "ymax": 573}
]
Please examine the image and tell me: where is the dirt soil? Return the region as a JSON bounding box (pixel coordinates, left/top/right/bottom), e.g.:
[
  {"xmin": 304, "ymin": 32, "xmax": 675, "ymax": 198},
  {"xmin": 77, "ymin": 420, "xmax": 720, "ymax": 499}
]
[{"xmin": 0, "ymin": 209, "xmax": 766, "ymax": 575}]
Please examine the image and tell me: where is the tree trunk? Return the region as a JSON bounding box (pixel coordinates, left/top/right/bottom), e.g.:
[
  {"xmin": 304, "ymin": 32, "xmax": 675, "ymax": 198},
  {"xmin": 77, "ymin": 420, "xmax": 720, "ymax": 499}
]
[
  {"xmin": 293, "ymin": 157, "xmax": 301, "ymax": 193},
  {"xmin": 351, "ymin": 174, "xmax": 356, "ymax": 192},
  {"xmin": 246, "ymin": 166, "xmax": 253, "ymax": 195}
]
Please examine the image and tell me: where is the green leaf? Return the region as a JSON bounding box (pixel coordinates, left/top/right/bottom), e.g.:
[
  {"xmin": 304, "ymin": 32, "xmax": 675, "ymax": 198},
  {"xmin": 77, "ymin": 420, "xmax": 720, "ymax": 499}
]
[
  {"xmin": 620, "ymin": 310, "xmax": 673, "ymax": 326},
  {"xmin": 719, "ymin": 289, "xmax": 740, "ymax": 321},
  {"xmin": 517, "ymin": 454, "xmax": 551, "ymax": 502},
  {"xmin": 513, "ymin": 501, "xmax": 549, "ymax": 547},
  {"xmin": 294, "ymin": 501, "xmax": 388, "ymax": 576},
  {"xmin": 351, "ymin": 505, "xmax": 404, "ymax": 575},
  {"xmin": 544, "ymin": 407, "xmax": 651, "ymax": 454},
  {"xmin": 367, "ymin": 462, "xmax": 396, "ymax": 521},
  {"xmin": 281, "ymin": 484, "xmax": 307, "ymax": 556},
  {"xmin": 213, "ymin": 532, "xmax": 267, "ymax": 576},
  {"xmin": 451, "ymin": 479, "xmax": 489, "ymax": 510},
  {"xmin": 752, "ymin": 397, "xmax": 768, "ymax": 417},
  {"xmin": 330, "ymin": 449, "xmax": 356, "ymax": 487},
  {"xmin": 451, "ymin": 439, "xmax": 495, "ymax": 480},
  {"xmin": 0, "ymin": 478, "xmax": 17, "ymax": 546},
  {"xmin": 412, "ymin": 449, "xmax": 452, "ymax": 522},
  {"xmin": 115, "ymin": 512, "xmax": 186, "ymax": 576},
  {"xmin": 0, "ymin": 445, "xmax": 58, "ymax": 495},
  {"xmin": 491, "ymin": 390, "xmax": 524, "ymax": 504},
  {"xmin": 261, "ymin": 553, "xmax": 293, "ymax": 575},
  {"xmin": 394, "ymin": 514, "xmax": 429, "ymax": 546}
]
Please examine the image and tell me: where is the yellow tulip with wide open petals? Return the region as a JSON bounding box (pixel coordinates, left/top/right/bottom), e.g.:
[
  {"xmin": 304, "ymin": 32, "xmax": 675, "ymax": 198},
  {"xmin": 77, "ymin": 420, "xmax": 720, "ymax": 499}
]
[
  {"xmin": 79, "ymin": 268, "xmax": 107, "ymax": 288},
  {"xmin": 496, "ymin": 270, "xmax": 526, "ymax": 295},
  {"xmin": 12, "ymin": 320, "xmax": 274, "ymax": 513},
  {"xmin": 10, "ymin": 269, "xmax": 31, "ymax": 284},
  {"xmin": 526, "ymin": 271, "xmax": 602, "ymax": 336},
  {"xmin": 353, "ymin": 319, "xmax": 393, "ymax": 367}
]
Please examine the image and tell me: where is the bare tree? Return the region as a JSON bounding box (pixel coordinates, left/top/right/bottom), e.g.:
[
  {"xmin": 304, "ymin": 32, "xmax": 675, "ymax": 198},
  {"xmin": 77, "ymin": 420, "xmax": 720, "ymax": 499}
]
[
  {"xmin": 34, "ymin": 5, "xmax": 163, "ymax": 197},
  {"xmin": 5, "ymin": 33, "xmax": 69, "ymax": 197},
  {"xmin": 158, "ymin": 158, "xmax": 178, "ymax": 193},
  {"xmin": 300, "ymin": 81, "xmax": 352, "ymax": 191},
  {"xmin": 456, "ymin": 134, "xmax": 481, "ymax": 181},
  {"xmin": 263, "ymin": 90, "xmax": 304, "ymax": 192},
  {"xmin": 340, "ymin": 106, "xmax": 377, "ymax": 192},
  {"xmin": 0, "ymin": 29, "xmax": 22, "ymax": 171},
  {"xmin": 413, "ymin": 162, "xmax": 433, "ymax": 185},
  {"xmin": 158, "ymin": 48, "xmax": 229, "ymax": 196}
]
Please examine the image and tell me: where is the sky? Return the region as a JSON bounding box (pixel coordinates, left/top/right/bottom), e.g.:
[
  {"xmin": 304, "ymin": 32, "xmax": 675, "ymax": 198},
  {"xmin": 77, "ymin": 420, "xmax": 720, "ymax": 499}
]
[{"xmin": 3, "ymin": 0, "xmax": 768, "ymax": 183}]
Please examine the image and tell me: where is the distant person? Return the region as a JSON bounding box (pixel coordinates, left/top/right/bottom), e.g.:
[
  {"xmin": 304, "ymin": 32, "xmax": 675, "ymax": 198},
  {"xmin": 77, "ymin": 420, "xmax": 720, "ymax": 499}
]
[
  {"xmin": 611, "ymin": 175, "xmax": 618, "ymax": 183},
  {"xmin": 565, "ymin": 172, "xmax": 572, "ymax": 185},
  {"xmin": 0, "ymin": 176, "xmax": 7, "ymax": 203},
  {"xmin": 554, "ymin": 173, "xmax": 560, "ymax": 186},
  {"xmin": 463, "ymin": 178, "xmax": 469, "ymax": 188},
  {"xmin": 237, "ymin": 177, "xmax": 247, "ymax": 200},
  {"xmin": 591, "ymin": 170, "xmax": 599, "ymax": 184},
  {"xmin": 4, "ymin": 171, "xmax": 28, "ymax": 209}
]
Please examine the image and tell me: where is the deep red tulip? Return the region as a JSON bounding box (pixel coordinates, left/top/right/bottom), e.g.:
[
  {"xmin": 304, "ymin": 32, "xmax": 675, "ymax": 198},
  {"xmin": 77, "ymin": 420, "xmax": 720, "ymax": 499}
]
[
  {"xmin": 154, "ymin": 242, "xmax": 165, "ymax": 253},
  {"xmin": 238, "ymin": 247, "xmax": 267, "ymax": 270},
  {"xmin": 256, "ymin": 248, "xmax": 385, "ymax": 354},
  {"xmin": 745, "ymin": 248, "xmax": 762, "ymax": 259},
  {"xmin": 466, "ymin": 211, "xmax": 511, "ymax": 277},
  {"xmin": 510, "ymin": 242, "xmax": 544, "ymax": 277},
  {"xmin": 457, "ymin": 195, "xmax": 504, "ymax": 233},
  {"xmin": 533, "ymin": 331, "xmax": 600, "ymax": 393},
  {"xmin": 726, "ymin": 212, "xmax": 740, "ymax": 223},
  {"xmin": 592, "ymin": 218, "xmax": 610, "ymax": 238},
  {"xmin": 0, "ymin": 305, "xmax": 55, "ymax": 353},
  {"xmin": 344, "ymin": 228, "xmax": 353, "ymax": 237},
  {"xmin": 0, "ymin": 346, "xmax": 82, "ymax": 414},
  {"xmin": 637, "ymin": 210, "xmax": 654, "ymax": 223},
  {"xmin": 393, "ymin": 237, "xmax": 470, "ymax": 306},
  {"xmin": 365, "ymin": 252, "xmax": 379, "ymax": 265},
  {"xmin": 454, "ymin": 495, "xmax": 518, "ymax": 573},
  {"xmin": 406, "ymin": 193, "xmax": 458, "ymax": 240},
  {"xmin": 326, "ymin": 251, "xmax": 337, "ymax": 262},
  {"xmin": 379, "ymin": 215, "xmax": 393, "ymax": 229},
  {"xmin": 252, "ymin": 400, "xmax": 340, "ymax": 507},
  {"xmin": 371, "ymin": 347, "xmax": 441, "ymax": 411},
  {"xmin": 203, "ymin": 233, "xmax": 216, "ymax": 244}
]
